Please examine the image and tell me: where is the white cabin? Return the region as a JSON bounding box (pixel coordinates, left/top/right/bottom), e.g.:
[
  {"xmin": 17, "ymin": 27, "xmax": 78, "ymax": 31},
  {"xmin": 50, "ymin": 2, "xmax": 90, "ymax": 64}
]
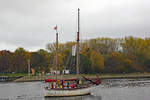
[{"xmin": 62, "ymin": 69, "xmax": 70, "ymax": 74}]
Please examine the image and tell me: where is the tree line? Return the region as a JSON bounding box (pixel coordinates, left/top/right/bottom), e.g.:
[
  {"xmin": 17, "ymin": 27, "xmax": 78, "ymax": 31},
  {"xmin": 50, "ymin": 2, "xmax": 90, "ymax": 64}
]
[{"xmin": 0, "ymin": 36, "xmax": 150, "ymax": 74}]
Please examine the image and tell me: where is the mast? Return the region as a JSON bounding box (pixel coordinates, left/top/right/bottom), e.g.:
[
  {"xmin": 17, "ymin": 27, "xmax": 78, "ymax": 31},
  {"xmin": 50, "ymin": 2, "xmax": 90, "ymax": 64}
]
[
  {"xmin": 55, "ymin": 26, "xmax": 58, "ymax": 81},
  {"xmin": 76, "ymin": 8, "xmax": 80, "ymax": 78}
]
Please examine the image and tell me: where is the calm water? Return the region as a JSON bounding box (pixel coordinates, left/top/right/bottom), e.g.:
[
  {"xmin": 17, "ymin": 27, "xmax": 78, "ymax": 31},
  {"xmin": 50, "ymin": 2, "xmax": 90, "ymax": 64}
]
[{"xmin": 0, "ymin": 78, "xmax": 150, "ymax": 100}]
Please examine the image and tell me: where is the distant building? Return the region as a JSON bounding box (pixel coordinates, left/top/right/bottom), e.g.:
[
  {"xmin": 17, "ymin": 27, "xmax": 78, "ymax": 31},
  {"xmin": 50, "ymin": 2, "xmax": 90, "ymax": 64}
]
[
  {"xmin": 50, "ymin": 68, "xmax": 60, "ymax": 75},
  {"xmin": 53, "ymin": 70, "xmax": 60, "ymax": 75},
  {"xmin": 62, "ymin": 69, "xmax": 70, "ymax": 74},
  {"xmin": 50, "ymin": 67, "xmax": 69, "ymax": 75}
]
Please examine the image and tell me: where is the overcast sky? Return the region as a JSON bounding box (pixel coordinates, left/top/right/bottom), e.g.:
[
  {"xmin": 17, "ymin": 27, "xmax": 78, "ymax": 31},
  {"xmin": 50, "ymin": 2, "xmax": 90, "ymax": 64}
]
[{"xmin": 0, "ymin": 0, "xmax": 150, "ymax": 51}]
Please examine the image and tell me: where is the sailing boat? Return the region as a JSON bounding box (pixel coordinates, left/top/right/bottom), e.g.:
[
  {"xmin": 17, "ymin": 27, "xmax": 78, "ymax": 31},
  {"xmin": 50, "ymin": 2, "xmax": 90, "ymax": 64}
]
[{"xmin": 44, "ymin": 8, "xmax": 101, "ymax": 97}]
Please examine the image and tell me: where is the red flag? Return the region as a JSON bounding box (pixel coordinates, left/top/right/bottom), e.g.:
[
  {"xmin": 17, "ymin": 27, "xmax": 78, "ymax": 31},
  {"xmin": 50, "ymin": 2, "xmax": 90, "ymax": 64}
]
[{"xmin": 54, "ymin": 26, "xmax": 57, "ymax": 30}]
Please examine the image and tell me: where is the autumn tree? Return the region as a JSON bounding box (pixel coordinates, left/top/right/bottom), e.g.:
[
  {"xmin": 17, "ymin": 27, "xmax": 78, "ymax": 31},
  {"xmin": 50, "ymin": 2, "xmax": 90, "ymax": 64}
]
[
  {"xmin": 104, "ymin": 52, "xmax": 125, "ymax": 73},
  {"xmin": 13, "ymin": 48, "xmax": 30, "ymax": 73},
  {"xmin": 121, "ymin": 37, "xmax": 150, "ymax": 72},
  {"xmin": 31, "ymin": 49, "xmax": 50, "ymax": 74},
  {"xmin": 0, "ymin": 50, "xmax": 13, "ymax": 73}
]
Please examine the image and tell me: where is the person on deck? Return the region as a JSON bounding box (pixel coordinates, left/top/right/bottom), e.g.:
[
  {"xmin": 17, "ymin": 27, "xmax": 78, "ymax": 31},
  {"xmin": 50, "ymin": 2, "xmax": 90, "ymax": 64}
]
[
  {"xmin": 61, "ymin": 80, "xmax": 64, "ymax": 89},
  {"xmin": 51, "ymin": 83, "xmax": 54, "ymax": 89}
]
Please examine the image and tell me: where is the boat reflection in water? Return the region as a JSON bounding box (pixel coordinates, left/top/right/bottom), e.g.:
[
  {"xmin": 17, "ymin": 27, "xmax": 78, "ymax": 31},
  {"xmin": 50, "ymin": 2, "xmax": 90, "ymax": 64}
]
[{"xmin": 44, "ymin": 95, "xmax": 102, "ymax": 100}]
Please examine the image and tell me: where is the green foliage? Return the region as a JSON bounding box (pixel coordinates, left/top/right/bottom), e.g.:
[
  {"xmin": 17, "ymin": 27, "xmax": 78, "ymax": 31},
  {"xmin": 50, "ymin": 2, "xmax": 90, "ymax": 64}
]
[
  {"xmin": 79, "ymin": 54, "xmax": 92, "ymax": 74},
  {"xmin": 13, "ymin": 48, "xmax": 30, "ymax": 73},
  {"xmin": 31, "ymin": 49, "xmax": 50, "ymax": 73},
  {"xmin": 105, "ymin": 52, "xmax": 126, "ymax": 73}
]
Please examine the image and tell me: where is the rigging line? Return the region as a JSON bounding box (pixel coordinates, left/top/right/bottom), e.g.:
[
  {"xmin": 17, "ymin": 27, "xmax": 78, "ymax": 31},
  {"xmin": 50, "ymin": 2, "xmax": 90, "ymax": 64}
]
[
  {"xmin": 59, "ymin": 10, "xmax": 78, "ymax": 43},
  {"xmin": 61, "ymin": 10, "xmax": 77, "ymax": 27}
]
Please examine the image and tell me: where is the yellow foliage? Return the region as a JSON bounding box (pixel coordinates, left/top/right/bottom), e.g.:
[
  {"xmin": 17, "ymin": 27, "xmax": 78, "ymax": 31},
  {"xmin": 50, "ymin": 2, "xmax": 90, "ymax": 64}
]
[
  {"xmin": 57, "ymin": 53, "xmax": 64, "ymax": 65},
  {"xmin": 90, "ymin": 50, "xmax": 104, "ymax": 70}
]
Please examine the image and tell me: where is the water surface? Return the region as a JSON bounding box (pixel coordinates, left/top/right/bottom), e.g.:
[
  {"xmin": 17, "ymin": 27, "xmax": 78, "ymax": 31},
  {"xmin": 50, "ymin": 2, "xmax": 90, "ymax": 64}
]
[{"xmin": 0, "ymin": 78, "xmax": 150, "ymax": 100}]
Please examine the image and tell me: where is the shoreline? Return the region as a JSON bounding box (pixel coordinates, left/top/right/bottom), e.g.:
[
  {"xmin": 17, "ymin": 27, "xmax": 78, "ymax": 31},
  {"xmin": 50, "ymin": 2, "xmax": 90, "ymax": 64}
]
[{"xmin": 13, "ymin": 73, "xmax": 150, "ymax": 82}]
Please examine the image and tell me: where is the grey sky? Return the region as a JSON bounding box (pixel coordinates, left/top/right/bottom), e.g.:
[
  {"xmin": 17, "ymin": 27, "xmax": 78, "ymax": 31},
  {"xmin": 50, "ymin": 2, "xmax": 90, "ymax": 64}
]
[{"xmin": 0, "ymin": 0, "xmax": 150, "ymax": 51}]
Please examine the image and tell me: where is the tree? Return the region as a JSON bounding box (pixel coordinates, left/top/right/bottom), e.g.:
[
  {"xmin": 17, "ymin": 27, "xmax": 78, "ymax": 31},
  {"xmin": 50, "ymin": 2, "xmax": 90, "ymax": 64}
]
[
  {"xmin": 13, "ymin": 47, "xmax": 30, "ymax": 73},
  {"xmin": 0, "ymin": 50, "xmax": 13, "ymax": 73},
  {"xmin": 31, "ymin": 49, "xmax": 50, "ymax": 73},
  {"xmin": 121, "ymin": 37, "xmax": 150, "ymax": 72},
  {"xmin": 88, "ymin": 38, "xmax": 119, "ymax": 55},
  {"xmin": 90, "ymin": 50, "xmax": 104, "ymax": 73},
  {"xmin": 79, "ymin": 54, "xmax": 92, "ymax": 74},
  {"xmin": 104, "ymin": 52, "xmax": 125, "ymax": 73}
]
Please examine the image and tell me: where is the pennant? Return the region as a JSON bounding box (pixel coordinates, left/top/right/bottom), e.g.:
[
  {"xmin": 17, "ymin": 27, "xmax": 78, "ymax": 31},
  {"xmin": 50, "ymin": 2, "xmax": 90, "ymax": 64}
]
[{"xmin": 54, "ymin": 26, "xmax": 57, "ymax": 30}]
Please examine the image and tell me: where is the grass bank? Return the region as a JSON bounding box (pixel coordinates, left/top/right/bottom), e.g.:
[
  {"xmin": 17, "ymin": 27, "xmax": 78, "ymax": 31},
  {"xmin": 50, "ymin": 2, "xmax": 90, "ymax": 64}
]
[
  {"xmin": 82, "ymin": 72, "xmax": 150, "ymax": 79},
  {"xmin": 0, "ymin": 73, "xmax": 27, "ymax": 77}
]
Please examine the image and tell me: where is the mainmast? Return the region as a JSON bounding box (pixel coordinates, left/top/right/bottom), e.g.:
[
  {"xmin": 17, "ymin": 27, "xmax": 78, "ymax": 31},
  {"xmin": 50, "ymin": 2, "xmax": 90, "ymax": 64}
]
[{"xmin": 76, "ymin": 8, "xmax": 80, "ymax": 78}]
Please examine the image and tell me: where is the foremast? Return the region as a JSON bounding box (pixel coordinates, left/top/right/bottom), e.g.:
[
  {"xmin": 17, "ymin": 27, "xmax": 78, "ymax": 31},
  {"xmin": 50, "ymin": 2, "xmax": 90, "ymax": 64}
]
[{"xmin": 55, "ymin": 26, "xmax": 58, "ymax": 82}]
